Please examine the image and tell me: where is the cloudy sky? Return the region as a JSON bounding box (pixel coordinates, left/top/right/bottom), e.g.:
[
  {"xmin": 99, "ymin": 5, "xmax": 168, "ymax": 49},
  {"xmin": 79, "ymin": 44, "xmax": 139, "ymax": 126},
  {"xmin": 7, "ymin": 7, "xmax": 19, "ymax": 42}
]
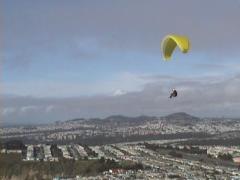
[{"xmin": 1, "ymin": 0, "xmax": 240, "ymax": 125}]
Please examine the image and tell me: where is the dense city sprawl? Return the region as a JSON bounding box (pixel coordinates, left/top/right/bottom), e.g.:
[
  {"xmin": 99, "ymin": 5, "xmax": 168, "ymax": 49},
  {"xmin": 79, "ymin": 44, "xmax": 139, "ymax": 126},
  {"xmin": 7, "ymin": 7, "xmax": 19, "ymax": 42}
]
[
  {"xmin": 1, "ymin": 113, "xmax": 240, "ymax": 179},
  {"xmin": 1, "ymin": 140, "xmax": 240, "ymax": 179},
  {"xmin": 1, "ymin": 113, "xmax": 240, "ymax": 145}
]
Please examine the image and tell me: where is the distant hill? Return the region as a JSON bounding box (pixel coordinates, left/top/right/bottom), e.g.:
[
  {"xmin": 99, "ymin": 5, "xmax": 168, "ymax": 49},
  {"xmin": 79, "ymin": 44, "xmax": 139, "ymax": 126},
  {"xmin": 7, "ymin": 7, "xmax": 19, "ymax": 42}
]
[
  {"xmin": 164, "ymin": 112, "xmax": 201, "ymax": 126},
  {"xmin": 62, "ymin": 112, "xmax": 201, "ymax": 127}
]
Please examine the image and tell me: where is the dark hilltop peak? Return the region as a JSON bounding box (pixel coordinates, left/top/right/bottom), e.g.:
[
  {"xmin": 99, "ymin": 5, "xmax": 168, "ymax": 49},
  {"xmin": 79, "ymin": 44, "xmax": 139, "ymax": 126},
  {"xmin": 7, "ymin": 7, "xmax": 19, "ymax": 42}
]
[
  {"xmin": 165, "ymin": 112, "xmax": 198, "ymax": 119},
  {"xmin": 65, "ymin": 118, "xmax": 85, "ymax": 123},
  {"xmin": 106, "ymin": 115, "xmax": 128, "ymax": 120},
  {"xmin": 62, "ymin": 118, "xmax": 86, "ymax": 125},
  {"xmin": 164, "ymin": 112, "xmax": 200, "ymax": 126}
]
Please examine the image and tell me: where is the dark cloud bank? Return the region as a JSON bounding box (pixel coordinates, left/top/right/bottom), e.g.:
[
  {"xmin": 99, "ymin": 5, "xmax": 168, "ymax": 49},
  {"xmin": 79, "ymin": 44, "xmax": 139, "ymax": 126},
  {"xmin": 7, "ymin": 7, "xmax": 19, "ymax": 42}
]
[{"xmin": 1, "ymin": 74, "xmax": 240, "ymax": 125}]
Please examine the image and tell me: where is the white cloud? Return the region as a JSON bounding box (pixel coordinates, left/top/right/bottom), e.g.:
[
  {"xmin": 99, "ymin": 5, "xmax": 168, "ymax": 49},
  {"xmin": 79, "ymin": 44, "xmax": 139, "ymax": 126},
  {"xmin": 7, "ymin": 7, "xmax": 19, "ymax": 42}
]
[
  {"xmin": 45, "ymin": 105, "xmax": 55, "ymax": 113},
  {"xmin": 113, "ymin": 89, "xmax": 127, "ymax": 96},
  {"xmin": 20, "ymin": 105, "xmax": 39, "ymax": 113},
  {"xmin": 0, "ymin": 108, "xmax": 16, "ymax": 116}
]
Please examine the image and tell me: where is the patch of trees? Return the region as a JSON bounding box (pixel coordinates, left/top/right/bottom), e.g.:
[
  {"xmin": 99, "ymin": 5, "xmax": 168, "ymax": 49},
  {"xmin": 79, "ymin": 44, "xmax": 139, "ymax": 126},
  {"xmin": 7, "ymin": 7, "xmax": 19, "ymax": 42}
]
[
  {"xmin": 0, "ymin": 154, "xmax": 144, "ymax": 179},
  {"xmin": 82, "ymin": 144, "xmax": 98, "ymax": 157},
  {"xmin": 4, "ymin": 140, "xmax": 26, "ymax": 150},
  {"xmin": 33, "ymin": 146, "xmax": 44, "ymax": 160},
  {"xmin": 50, "ymin": 144, "xmax": 63, "ymax": 158},
  {"xmin": 168, "ymin": 174, "xmax": 182, "ymax": 179},
  {"xmin": 218, "ymin": 153, "xmax": 233, "ymax": 161},
  {"xmin": 96, "ymin": 158, "xmax": 118, "ymax": 172},
  {"xmin": 144, "ymin": 143, "xmax": 159, "ymax": 151},
  {"xmin": 168, "ymin": 150, "xmax": 183, "ymax": 158},
  {"xmin": 180, "ymin": 146, "xmax": 207, "ymax": 154}
]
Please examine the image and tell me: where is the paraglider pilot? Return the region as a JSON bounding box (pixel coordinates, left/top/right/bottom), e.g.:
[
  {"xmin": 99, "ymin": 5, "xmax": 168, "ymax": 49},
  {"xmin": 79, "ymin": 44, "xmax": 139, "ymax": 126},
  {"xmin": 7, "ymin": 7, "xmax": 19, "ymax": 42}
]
[{"xmin": 169, "ymin": 89, "xmax": 177, "ymax": 98}]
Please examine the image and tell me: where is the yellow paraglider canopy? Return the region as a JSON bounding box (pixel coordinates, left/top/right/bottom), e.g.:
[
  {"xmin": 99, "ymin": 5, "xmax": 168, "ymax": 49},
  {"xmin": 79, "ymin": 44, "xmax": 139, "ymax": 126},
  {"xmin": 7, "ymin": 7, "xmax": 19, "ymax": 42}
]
[{"xmin": 161, "ymin": 34, "xmax": 190, "ymax": 61}]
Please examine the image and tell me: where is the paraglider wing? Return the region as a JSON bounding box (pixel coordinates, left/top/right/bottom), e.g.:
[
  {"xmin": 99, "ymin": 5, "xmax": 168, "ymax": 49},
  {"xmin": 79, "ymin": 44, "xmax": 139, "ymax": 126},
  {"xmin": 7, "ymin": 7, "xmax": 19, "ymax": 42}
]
[{"xmin": 161, "ymin": 34, "xmax": 190, "ymax": 60}]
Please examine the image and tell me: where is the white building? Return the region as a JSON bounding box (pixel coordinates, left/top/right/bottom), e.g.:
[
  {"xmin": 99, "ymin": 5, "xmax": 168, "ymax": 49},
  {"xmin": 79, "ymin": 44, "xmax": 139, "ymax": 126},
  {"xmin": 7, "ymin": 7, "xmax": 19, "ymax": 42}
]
[
  {"xmin": 43, "ymin": 145, "xmax": 53, "ymax": 161},
  {"xmin": 25, "ymin": 145, "xmax": 34, "ymax": 161}
]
